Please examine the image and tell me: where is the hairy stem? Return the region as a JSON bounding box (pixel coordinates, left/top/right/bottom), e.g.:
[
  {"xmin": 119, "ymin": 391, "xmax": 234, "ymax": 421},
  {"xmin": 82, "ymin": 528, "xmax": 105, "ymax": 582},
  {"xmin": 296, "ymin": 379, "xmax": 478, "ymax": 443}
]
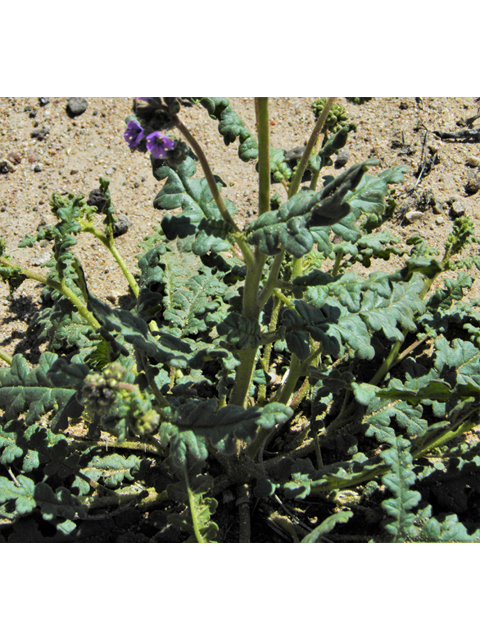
[
  {"xmin": 256, "ymin": 98, "xmax": 271, "ymax": 216},
  {"xmin": 229, "ymin": 100, "xmax": 273, "ymax": 408},
  {"xmin": 82, "ymin": 224, "xmax": 139, "ymax": 297},
  {"xmin": 0, "ymin": 348, "xmax": 13, "ymax": 366},
  {"xmin": 0, "ymin": 255, "xmax": 100, "ymax": 330},
  {"xmin": 288, "ymin": 97, "xmax": 336, "ymax": 199},
  {"xmin": 183, "ymin": 465, "xmax": 208, "ymax": 543}
]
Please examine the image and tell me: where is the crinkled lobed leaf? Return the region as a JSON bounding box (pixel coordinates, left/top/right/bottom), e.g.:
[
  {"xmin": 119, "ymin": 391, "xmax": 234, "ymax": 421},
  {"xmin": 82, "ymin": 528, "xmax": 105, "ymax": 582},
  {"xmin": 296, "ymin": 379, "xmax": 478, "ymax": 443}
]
[
  {"xmin": 379, "ymin": 436, "xmax": 422, "ymax": 541},
  {"xmin": 87, "ymin": 295, "xmax": 193, "ymax": 368},
  {"xmin": 217, "ymin": 313, "xmax": 263, "ymax": 350},
  {"xmin": 0, "ymin": 353, "xmax": 78, "ymax": 427},
  {"xmin": 151, "ymin": 152, "xmax": 235, "ymax": 255},
  {"xmin": 434, "ymin": 336, "xmax": 480, "ymax": 396},
  {"xmin": 193, "ymin": 97, "xmax": 258, "ymax": 161},
  {"xmin": 285, "ymin": 271, "xmax": 426, "ymax": 360},
  {"xmin": 159, "ymin": 400, "xmax": 293, "ymax": 467},
  {"xmin": 246, "ymin": 161, "xmax": 406, "ymax": 258},
  {"xmin": 137, "ymin": 241, "xmax": 231, "ymax": 338}
]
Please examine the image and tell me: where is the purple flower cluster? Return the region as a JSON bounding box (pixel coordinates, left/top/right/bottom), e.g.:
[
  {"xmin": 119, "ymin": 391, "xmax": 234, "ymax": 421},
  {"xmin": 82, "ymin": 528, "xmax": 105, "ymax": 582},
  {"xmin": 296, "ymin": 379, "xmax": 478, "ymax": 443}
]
[{"xmin": 124, "ymin": 99, "xmax": 176, "ymax": 159}]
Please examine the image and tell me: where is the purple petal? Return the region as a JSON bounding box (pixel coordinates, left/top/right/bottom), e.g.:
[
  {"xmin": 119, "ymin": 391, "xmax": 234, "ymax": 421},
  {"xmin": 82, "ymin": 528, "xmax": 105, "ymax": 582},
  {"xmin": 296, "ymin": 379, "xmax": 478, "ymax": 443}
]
[
  {"xmin": 146, "ymin": 131, "xmax": 176, "ymax": 159},
  {"xmin": 124, "ymin": 121, "xmax": 144, "ymax": 148},
  {"xmin": 136, "ymin": 97, "xmax": 153, "ymax": 101}
]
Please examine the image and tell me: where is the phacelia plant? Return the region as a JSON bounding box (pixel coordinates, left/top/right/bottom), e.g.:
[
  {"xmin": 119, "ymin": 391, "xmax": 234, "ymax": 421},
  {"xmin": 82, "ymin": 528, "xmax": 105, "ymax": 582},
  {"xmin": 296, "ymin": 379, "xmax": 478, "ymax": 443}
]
[{"xmin": 1, "ymin": 97, "xmax": 480, "ymax": 543}]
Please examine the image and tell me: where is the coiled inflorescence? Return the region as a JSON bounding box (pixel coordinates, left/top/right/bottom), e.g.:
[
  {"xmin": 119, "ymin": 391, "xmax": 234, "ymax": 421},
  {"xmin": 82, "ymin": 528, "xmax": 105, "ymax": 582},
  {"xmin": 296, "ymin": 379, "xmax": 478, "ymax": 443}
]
[{"xmin": 311, "ymin": 98, "xmax": 349, "ymax": 133}]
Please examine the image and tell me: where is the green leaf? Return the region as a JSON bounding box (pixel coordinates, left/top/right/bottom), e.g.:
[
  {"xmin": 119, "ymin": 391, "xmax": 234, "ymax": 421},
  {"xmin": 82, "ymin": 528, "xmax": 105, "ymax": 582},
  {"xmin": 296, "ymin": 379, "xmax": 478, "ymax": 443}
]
[
  {"xmin": 167, "ymin": 471, "xmax": 219, "ymax": 542},
  {"xmin": 217, "ymin": 313, "xmax": 263, "ymax": 350},
  {"xmin": 83, "ymin": 453, "xmax": 142, "ymax": 488},
  {"xmin": 152, "ymin": 152, "xmax": 235, "ymax": 254},
  {"xmin": 159, "ymin": 400, "xmax": 293, "ymax": 467},
  {"xmin": 195, "ymin": 97, "xmax": 258, "ymax": 161},
  {"xmin": 0, "ymin": 353, "xmax": 77, "ymax": 426},
  {"xmin": 380, "ymin": 436, "xmax": 422, "ymax": 542},
  {"xmin": 0, "ymin": 475, "xmax": 36, "ymax": 514},
  {"xmin": 137, "ymin": 241, "xmax": 231, "ymax": 338},
  {"xmin": 434, "ymin": 336, "xmax": 480, "ymax": 396},
  {"xmin": 87, "ymin": 295, "xmax": 193, "ymax": 368},
  {"xmin": 301, "ymin": 510, "xmax": 353, "ymax": 542},
  {"xmin": 246, "ymin": 161, "xmax": 379, "ymax": 258}
]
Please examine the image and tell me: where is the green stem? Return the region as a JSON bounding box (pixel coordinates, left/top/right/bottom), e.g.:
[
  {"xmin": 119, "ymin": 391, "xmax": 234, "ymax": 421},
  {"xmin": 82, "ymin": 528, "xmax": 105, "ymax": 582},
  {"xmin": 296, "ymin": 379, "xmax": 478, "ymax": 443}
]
[
  {"xmin": 82, "ymin": 224, "xmax": 139, "ymax": 298},
  {"xmin": 256, "ymin": 98, "xmax": 271, "ymax": 216},
  {"xmin": 288, "ymin": 98, "xmax": 336, "ymax": 199},
  {"xmin": 0, "ymin": 255, "xmax": 100, "ymax": 330},
  {"xmin": 229, "ymin": 100, "xmax": 272, "ymax": 408},
  {"xmin": 0, "ymin": 348, "xmax": 13, "ymax": 366},
  {"xmin": 332, "ymin": 249, "xmax": 344, "ymax": 277},
  {"xmin": 174, "ymin": 115, "xmax": 255, "ymax": 269},
  {"xmin": 184, "ymin": 464, "xmax": 207, "ymax": 543},
  {"xmin": 258, "ymin": 250, "xmax": 285, "ymax": 309}
]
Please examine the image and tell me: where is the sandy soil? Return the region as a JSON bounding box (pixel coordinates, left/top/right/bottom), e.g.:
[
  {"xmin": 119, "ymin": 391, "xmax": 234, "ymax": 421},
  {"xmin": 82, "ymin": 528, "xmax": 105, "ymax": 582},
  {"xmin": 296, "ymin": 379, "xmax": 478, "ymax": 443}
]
[{"xmin": 1, "ymin": 97, "xmax": 480, "ymax": 366}]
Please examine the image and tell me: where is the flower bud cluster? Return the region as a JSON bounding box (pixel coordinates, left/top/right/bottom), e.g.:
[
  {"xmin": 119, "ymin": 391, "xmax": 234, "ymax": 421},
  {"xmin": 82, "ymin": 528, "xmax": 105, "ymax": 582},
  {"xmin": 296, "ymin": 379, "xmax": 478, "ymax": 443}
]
[
  {"xmin": 79, "ymin": 361, "xmax": 160, "ymax": 438},
  {"xmin": 311, "ymin": 98, "xmax": 349, "ymax": 133},
  {"xmin": 79, "ymin": 361, "xmax": 127, "ymax": 416}
]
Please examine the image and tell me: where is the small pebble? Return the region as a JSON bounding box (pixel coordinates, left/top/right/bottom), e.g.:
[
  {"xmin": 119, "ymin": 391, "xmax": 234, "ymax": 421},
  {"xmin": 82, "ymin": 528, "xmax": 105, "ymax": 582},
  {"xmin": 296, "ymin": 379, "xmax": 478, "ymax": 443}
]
[
  {"xmin": 67, "ymin": 97, "xmax": 89, "ymax": 117},
  {"xmin": 334, "ymin": 149, "xmax": 349, "ymax": 169},
  {"xmin": 450, "ymin": 199, "xmax": 466, "ymax": 217},
  {"xmin": 113, "ymin": 214, "xmax": 131, "ymax": 238},
  {"xmin": 7, "ymin": 152, "xmax": 21, "ymax": 165},
  {"xmin": 33, "ymin": 164, "xmax": 43, "ymax": 173},
  {"xmin": 405, "ymin": 210, "xmax": 425, "ymax": 223},
  {"xmin": 31, "ymin": 127, "xmax": 50, "ymax": 141},
  {"xmin": 465, "ymin": 174, "xmax": 480, "ymax": 195},
  {"xmin": 466, "ymin": 156, "xmax": 480, "ymax": 168},
  {"xmin": 87, "ymin": 188, "xmax": 107, "ymax": 212},
  {"xmin": 38, "ymin": 98, "xmax": 50, "ymax": 106},
  {"xmin": 31, "ymin": 252, "xmax": 51, "ymax": 267},
  {"xmin": 106, "ymin": 168, "xmax": 114, "ymax": 175},
  {"xmin": 435, "ymin": 215, "xmax": 444, "ymax": 225}
]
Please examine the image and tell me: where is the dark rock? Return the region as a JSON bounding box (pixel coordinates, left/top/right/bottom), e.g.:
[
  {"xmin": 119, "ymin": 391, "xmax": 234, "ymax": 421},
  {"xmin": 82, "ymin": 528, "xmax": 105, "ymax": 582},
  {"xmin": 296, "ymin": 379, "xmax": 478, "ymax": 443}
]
[
  {"xmin": 29, "ymin": 109, "xmax": 38, "ymax": 119},
  {"xmin": 39, "ymin": 98, "xmax": 50, "ymax": 106},
  {"xmin": 334, "ymin": 149, "xmax": 349, "ymax": 169},
  {"xmin": 87, "ymin": 188, "xmax": 108, "ymax": 212},
  {"xmin": 113, "ymin": 214, "xmax": 131, "ymax": 238},
  {"xmin": 465, "ymin": 172, "xmax": 480, "ymax": 195},
  {"xmin": 0, "ymin": 159, "xmax": 15, "ymax": 173},
  {"xmin": 31, "ymin": 127, "xmax": 50, "ymax": 141},
  {"xmin": 67, "ymin": 97, "xmax": 89, "ymax": 117},
  {"xmin": 33, "ymin": 164, "xmax": 42, "ymax": 173}
]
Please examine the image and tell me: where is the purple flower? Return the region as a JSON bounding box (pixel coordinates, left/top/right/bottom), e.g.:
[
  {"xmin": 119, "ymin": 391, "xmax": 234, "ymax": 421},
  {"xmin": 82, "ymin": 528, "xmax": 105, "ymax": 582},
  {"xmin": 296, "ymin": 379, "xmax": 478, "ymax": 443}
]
[
  {"xmin": 146, "ymin": 131, "xmax": 176, "ymax": 159},
  {"xmin": 136, "ymin": 97, "xmax": 153, "ymax": 101},
  {"xmin": 124, "ymin": 120, "xmax": 145, "ymax": 148}
]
